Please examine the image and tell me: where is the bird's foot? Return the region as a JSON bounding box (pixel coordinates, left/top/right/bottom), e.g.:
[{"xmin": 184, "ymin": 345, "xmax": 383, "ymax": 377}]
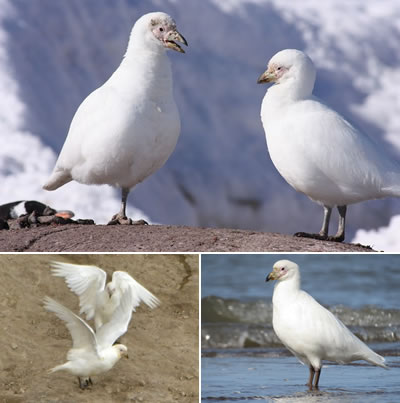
[
  {"xmin": 108, "ymin": 213, "xmax": 129, "ymax": 224},
  {"xmin": 294, "ymin": 232, "xmax": 344, "ymax": 243},
  {"xmin": 132, "ymin": 219, "xmax": 148, "ymax": 225},
  {"xmin": 78, "ymin": 376, "xmax": 92, "ymax": 389},
  {"xmin": 294, "ymin": 232, "xmax": 327, "ymax": 241},
  {"xmin": 107, "ymin": 216, "xmax": 132, "ymax": 225},
  {"xmin": 306, "ymin": 383, "xmax": 320, "ymax": 392},
  {"xmin": 326, "ymin": 233, "xmax": 345, "ymax": 243},
  {"xmin": 107, "ymin": 215, "xmax": 148, "ymax": 225},
  {"xmin": 325, "ymin": 236, "xmax": 344, "ymax": 243}
]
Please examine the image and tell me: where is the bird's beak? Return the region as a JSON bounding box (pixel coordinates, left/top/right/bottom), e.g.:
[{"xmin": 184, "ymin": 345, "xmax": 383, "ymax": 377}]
[
  {"xmin": 165, "ymin": 29, "xmax": 188, "ymax": 53},
  {"xmin": 125, "ymin": 353, "xmax": 129, "ymax": 359},
  {"xmin": 265, "ymin": 271, "xmax": 277, "ymax": 282},
  {"xmin": 55, "ymin": 210, "xmax": 75, "ymax": 219},
  {"xmin": 257, "ymin": 68, "xmax": 276, "ymax": 84}
]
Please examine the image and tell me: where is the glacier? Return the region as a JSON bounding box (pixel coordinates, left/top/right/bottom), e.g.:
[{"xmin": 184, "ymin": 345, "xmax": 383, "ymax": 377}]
[{"xmin": 1, "ymin": 0, "xmax": 400, "ymax": 249}]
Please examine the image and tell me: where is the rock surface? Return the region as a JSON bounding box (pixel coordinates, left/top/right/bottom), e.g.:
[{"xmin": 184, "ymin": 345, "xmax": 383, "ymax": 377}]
[
  {"xmin": 0, "ymin": 254, "xmax": 199, "ymax": 402},
  {"xmin": 0, "ymin": 224, "xmax": 375, "ymax": 252}
]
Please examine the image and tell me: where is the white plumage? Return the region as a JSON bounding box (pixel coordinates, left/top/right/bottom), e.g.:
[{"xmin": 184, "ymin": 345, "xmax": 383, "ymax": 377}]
[
  {"xmin": 258, "ymin": 49, "xmax": 400, "ymax": 241},
  {"xmin": 266, "ymin": 259, "xmax": 387, "ymax": 389},
  {"xmin": 44, "ymin": 290, "xmax": 131, "ymax": 388},
  {"xmin": 51, "ymin": 261, "xmax": 160, "ymax": 331},
  {"xmin": 43, "ymin": 12, "xmax": 187, "ymax": 223}
]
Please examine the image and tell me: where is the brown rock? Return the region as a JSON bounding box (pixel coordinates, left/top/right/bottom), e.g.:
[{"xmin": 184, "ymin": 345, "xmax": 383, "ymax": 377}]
[{"xmin": 0, "ymin": 224, "xmax": 376, "ymax": 252}]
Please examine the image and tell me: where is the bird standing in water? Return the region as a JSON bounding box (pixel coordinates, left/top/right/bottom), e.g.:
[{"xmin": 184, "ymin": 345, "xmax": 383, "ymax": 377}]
[{"xmin": 266, "ymin": 259, "xmax": 387, "ymax": 389}]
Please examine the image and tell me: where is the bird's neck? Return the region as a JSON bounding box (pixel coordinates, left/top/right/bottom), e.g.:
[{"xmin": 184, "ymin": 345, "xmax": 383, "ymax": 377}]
[
  {"xmin": 124, "ymin": 38, "xmax": 167, "ymax": 63},
  {"xmin": 102, "ymin": 346, "xmax": 122, "ymax": 366},
  {"xmin": 269, "ymin": 83, "xmax": 306, "ymax": 104},
  {"xmin": 110, "ymin": 45, "xmax": 173, "ymax": 97},
  {"xmin": 266, "ymin": 74, "xmax": 314, "ymax": 107},
  {"xmin": 272, "ymin": 274, "xmax": 301, "ymax": 306}
]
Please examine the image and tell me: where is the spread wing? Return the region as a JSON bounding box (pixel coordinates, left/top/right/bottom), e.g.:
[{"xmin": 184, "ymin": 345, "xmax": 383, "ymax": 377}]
[
  {"xmin": 112, "ymin": 271, "xmax": 160, "ymax": 311},
  {"xmin": 43, "ymin": 296, "xmax": 99, "ymax": 357},
  {"xmin": 96, "ymin": 290, "xmax": 133, "ymax": 348},
  {"xmin": 50, "ymin": 261, "xmax": 107, "ymax": 320}
]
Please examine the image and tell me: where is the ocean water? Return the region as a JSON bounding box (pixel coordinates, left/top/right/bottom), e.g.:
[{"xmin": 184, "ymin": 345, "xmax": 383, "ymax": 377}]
[{"xmin": 201, "ymin": 254, "xmax": 400, "ymax": 401}]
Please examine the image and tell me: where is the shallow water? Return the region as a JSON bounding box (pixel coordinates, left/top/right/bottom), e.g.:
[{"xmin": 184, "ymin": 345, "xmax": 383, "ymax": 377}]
[
  {"xmin": 201, "ymin": 254, "xmax": 400, "ymax": 401},
  {"xmin": 202, "ymin": 353, "xmax": 400, "ymax": 402}
]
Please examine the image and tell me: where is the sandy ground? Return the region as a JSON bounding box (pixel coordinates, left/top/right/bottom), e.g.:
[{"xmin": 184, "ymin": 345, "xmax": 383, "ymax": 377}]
[
  {"xmin": 0, "ymin": 254, "xmax": 199, "ymax": 403},
  {"xmin": 0, "ymin": 225, "xmax": 374, "ymax": 252}
]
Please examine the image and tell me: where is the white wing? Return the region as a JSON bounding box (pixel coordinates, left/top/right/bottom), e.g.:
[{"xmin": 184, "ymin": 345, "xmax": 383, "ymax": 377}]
[
  {"xmin": 112, "ymin": 271, "xmax": 160, "ymax": 311},
  {"xmin": 50, "ymin": 261, "xmax": 107, "ymax": 320},
  {"xmin": 96, "ymin": 290, "xmax": 133, "ymax": 349},
  {"xmin": 275, "ymin": 290, "xmax": 387, "ymax": 367},
  {"xmin": 43, "ymin": 296, "xmax": 99, "ymax": 357}
]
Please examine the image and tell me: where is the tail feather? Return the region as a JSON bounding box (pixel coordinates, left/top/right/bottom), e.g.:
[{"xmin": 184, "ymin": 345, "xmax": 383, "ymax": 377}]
[
  {"xmin": 49, "ymin": 363, "xmax": 68, "ymax": 374},
  {"xmin": 43, "ymin": 170, "xmax": 72, "ymax": 191},
  {"xmin": 364, "ymin": 350, "xmax": 388, "ymax": 369}
]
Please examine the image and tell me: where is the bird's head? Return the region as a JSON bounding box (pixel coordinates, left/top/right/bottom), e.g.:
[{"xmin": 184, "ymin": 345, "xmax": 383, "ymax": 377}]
[
  {"xmin": 266, "ymin": 259, "xmax": 299, "ymax": 282},
  {"xmin": 106, "ymin": 282, "xmax": 116, "ymax": 297},
  {"xmin": 114, "ymin": 344, "xmax": 129, "ymax": 359},
  {"xmin": 132, "ymin": 12, "xmax": 188, "ymax": 54},
  {"xmin": 257, "ymin": 49, "xmax": 316, "ymax": 96}
]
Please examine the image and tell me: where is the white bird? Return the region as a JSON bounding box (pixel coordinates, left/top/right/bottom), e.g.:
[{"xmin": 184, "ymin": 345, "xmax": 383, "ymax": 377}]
[
  {"xmin": 266, "ymin": 259, "xmax": 387, "ymax": 389},
  {"xmin": 43, "ymin": 12, "xmax": 187, "ymax": 224},
  {"xmin": 258, "ymin": 49, "xmax": 400, "ymax": 242},
  {"xmin": 51, "ymin": 261, "xmax": 160, "ymax": 331},
  {"xmin": 44, "ymin": 290, "xmax": 132, "ymax": 389}
]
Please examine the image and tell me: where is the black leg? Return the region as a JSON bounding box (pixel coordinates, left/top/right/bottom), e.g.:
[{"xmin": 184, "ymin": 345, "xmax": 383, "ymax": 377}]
[
  {"xmin": 307, "ymin": 366, "xmax": 315, "ymax": 390},
  {"xmin": 314, "ymin": 367, "xmax": 321, "ymax": 389},
  {"xmin": 294, "ymin": 205, "xmax": 332, "ymax": 240},
  {"xmin": 120, "ymin": 187, "xmax": 129, "ymax": 219},
  {"xmin": 111, "ymin": 187, "xmax": 129, "ymax": 220},
  {"xmin": 78, "ymin": 376, "xmax": 92, "ymax": 389},
  {"xmin": 108, "ymin": 187, "xmax": 148, "ymax": 225},
  {"xmin": 330, "ymin": 205, "xmax": 346, "ymax": 242},
  {"xmin": 319, "ymin": 205, "xmax": 332, "ymax": 237}
]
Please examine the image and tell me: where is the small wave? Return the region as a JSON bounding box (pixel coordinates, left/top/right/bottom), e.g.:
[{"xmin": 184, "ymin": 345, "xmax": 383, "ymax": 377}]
[
  {"xmin": 202, "ymin": 296, "xmax": 273, "ymax": 324},
  {"xmin": 202, "ymin": 296, "xmax": 400, "ymax": 349}
]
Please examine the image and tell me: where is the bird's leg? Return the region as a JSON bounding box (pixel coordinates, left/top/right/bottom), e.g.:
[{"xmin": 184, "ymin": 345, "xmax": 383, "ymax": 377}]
[
  {"xmin": 294, "ymin": 205, "xmax": 331, "ymax": 240},
  {"xmin": 328, "ymin": 205, "xmax": 346, "ymax": 242},
  {"xmin": 108, "ymin": 188, "xmax": 148, "ymax": 225},
  {"xmin": 313, "ymin": 367, "xmax": 321, "ymax": 389},
  {"xmin": 114, "ymin": 188, "xmax": 129, "ymax": 220},
  {"xmin": 78, "ymin": 376, "xmax": 92, "ymax": 389},
  {"xmin": 78, "ymin": 377, "xmax": 86, "ymax": 389},
  {"xmin": 319, "ymin": 205, "xmax": 331, "ymax": 238},
  {"xmin": 307, "ymin": 366, "xmax": 315, "ymax": 390}
]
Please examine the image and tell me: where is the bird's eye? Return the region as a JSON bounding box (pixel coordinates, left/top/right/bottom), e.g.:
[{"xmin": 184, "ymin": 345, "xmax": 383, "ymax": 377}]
[
  {"xmin": 281, "ymin": 267, "xmax": 285, "ymax": 271},
  {"xmin": 159, "ymin": 27, "xmax": 164, "ymax": 32},
  {"xmin": 277, "ymin": 67, "xmax": 282, "ymax": 71}
]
